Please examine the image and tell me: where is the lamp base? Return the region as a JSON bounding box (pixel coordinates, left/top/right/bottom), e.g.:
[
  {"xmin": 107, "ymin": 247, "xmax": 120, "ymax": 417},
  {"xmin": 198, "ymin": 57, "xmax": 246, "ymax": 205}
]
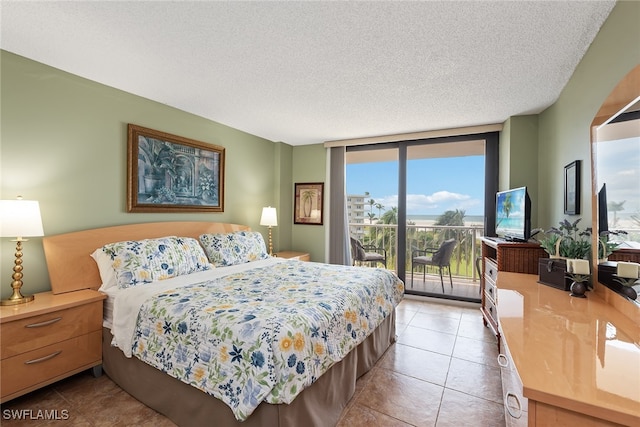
[
  {"xmin": 3, "ymin": 238, "xmax": 36, "ymax": 306},
  {"xmin": 1, "ymin": 293, "xmax": 35, "ymax": 306}
]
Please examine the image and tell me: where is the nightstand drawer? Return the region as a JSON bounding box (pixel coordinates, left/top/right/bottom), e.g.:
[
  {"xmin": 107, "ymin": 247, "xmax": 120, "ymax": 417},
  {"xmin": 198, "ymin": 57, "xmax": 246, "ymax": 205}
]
[
  {"xmin": 0, "ymin": 301, "xmax": 102, "ymax": 360},
  {"xmin": 1, "ymin": 330, "xmax": 102, "ymax": 399},
  {"xmin": 275, "ymin": 251, "xmax": 310, "ymax": 261}
]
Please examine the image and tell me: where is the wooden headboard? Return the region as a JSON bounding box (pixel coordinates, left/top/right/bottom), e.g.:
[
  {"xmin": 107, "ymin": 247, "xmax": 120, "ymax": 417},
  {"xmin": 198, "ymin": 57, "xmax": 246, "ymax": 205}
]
[{"xmin": 42, "ymin": 221, "xmax": 250, "ymax": 294}]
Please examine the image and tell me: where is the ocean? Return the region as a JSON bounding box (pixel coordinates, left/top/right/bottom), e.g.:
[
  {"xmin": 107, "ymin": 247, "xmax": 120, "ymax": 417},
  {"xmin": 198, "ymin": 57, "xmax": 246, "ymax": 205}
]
[{"xmin": 407, "ymin": 214, "xmax": 484, "ymax": 226}]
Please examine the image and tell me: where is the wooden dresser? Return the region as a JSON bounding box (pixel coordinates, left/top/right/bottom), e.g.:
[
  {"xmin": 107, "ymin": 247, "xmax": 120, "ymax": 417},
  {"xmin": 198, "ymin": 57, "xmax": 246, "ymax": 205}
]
[
  {"xmin": 497, "ymin": 272, "xmax": 640, "ymax": 426},
  {"xmin": 0, "ymin": 289, "xmax": 106, "ymax": 403},
  {"xmin": 480, "ymin": 238, "xmax": 547, "ymax": 349}
]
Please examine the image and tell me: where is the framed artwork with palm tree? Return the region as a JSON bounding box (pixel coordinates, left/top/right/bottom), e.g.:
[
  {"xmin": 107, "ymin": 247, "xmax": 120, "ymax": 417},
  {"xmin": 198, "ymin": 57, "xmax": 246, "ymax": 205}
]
[
  {"xmin": 294, "ymin": 182, "xmax": 324, "ymax": 225},
  {"xmin": 127, "ymin": 124, "xmax": 225, "ymax": 213}
]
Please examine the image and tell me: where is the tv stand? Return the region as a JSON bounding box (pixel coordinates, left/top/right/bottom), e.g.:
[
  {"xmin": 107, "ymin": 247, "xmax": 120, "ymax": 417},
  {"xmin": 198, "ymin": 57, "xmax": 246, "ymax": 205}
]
[{"xmin": 480, "ymin": 237, "xmax": 547, "ymax": 350}]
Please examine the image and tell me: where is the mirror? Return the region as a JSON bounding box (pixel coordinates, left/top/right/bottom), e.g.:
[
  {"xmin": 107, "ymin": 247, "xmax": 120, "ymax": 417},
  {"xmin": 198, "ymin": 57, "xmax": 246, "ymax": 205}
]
[{"xmin": 591, "ymin": 64, "xmax": 640, "ymax": 306}]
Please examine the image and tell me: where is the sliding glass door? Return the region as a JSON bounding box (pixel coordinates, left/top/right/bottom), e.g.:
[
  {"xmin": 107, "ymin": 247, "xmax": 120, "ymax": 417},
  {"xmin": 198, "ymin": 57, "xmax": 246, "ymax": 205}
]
[{"xmin": 346, "ymin": 132, "xmax": 498, "ymax": 302}]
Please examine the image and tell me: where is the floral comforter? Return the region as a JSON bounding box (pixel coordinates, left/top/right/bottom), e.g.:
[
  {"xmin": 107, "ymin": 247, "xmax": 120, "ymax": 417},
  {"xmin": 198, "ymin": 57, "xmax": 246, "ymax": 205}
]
[{"xmin": 129, "ymin": 260, "xmax": 404, "ymax": 421}]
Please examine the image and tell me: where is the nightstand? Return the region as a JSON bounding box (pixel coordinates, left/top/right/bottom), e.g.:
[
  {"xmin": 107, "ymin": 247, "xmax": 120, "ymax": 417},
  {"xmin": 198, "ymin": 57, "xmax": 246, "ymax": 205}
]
[
  {"xmin": 275, "ymin": 251, "xmax": 311, "ymax": 262},
  {"xmin": 0, "ymin": 289, "xmax": 106, "ymax": 403}
]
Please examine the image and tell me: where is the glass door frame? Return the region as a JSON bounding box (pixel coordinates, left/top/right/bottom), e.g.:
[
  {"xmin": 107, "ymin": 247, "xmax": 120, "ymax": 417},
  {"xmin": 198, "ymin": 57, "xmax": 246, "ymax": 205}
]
[{"xmin": 347, "ymin": 132, "xmax": 498, "ymax": 301}]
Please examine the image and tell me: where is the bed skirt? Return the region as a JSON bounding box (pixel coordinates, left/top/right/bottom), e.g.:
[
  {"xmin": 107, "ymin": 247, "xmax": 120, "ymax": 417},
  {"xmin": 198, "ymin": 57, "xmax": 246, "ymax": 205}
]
[{"xmin": 102, "ymin": 311, "xmax": 396, "ymax": 427}]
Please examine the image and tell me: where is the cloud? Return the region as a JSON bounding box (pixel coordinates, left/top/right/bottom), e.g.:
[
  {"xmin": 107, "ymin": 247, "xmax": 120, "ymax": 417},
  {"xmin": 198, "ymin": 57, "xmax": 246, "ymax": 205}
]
[
  {"xmin": 369, "ymin": 191, "xmax": 482, "ymax": 215},
  {"xmin": 425, "ymin": 191, "xmax": 471, "ymax": 203}
]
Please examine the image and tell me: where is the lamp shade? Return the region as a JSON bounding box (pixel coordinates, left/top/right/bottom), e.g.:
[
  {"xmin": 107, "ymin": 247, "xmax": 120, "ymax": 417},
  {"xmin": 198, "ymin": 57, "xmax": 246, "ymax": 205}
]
[
  {"xmin": 0, "ymin": 199, "xmax": 44, "ymax": 237},
  {"xmin": 260, "ymin": 206, "xmax": 278, "ymax": 227}
]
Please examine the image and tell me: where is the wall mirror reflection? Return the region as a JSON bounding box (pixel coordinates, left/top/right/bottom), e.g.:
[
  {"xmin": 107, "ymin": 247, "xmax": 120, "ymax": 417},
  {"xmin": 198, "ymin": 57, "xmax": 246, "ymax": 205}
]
[
  {"xmin": 592, "ymin": 65, "xmax": 640, "ymax": 305},
  {"xmin": 595, "ymin": 102, "xmax": 640, "ymax": 246}
]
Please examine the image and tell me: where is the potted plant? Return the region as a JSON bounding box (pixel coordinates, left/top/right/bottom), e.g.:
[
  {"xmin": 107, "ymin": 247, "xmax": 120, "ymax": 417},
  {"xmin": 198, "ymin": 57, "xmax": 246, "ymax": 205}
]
[
  {"xmin": 566, "ymin": 258, "xmax": 590, "ymax": 298},
  {"xmin": 613, "ymin": 261, "xmax": 639, "ymax": 300},
  {"xmin": 139, "ymin": 138, "xmax": 177, "ymax": 193},
  {"xmin": 591, "ymin": 229, "xmax": 627, "ymax": 263},
  {"xmin": 536, "ymin": 218, "xmax": 591, "ymax": 291},
  {"xmin": 538, "ymin": 218, "xmax": 591, "ymax": 260}
]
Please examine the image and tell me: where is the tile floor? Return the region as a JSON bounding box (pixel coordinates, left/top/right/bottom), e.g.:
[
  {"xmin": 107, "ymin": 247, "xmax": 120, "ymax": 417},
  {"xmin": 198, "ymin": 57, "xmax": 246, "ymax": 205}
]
[
  {"xmin": 337, "ymin": 297, "xmax": 505, "ymax": 426},
  {"xmin": 1, "ymin": 297, "xmax": 505, "ymax": 426}
]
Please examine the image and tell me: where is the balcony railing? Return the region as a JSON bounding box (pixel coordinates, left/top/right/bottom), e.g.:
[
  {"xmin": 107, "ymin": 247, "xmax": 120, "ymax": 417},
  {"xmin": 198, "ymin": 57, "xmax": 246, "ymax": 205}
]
[{"xmin": 350, "ymin": 223, "xmax": 485, "ymax": 282}]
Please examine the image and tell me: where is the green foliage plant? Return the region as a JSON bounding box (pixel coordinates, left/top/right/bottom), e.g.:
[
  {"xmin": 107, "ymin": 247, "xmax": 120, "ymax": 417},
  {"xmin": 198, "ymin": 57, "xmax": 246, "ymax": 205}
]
[
  {"xmin": 537, "ymin": 218, "xmax": 627, "ymax": 260},
  {"xmin": 537, "ymin": 218, "xmax": 591, "ymax": 259}
]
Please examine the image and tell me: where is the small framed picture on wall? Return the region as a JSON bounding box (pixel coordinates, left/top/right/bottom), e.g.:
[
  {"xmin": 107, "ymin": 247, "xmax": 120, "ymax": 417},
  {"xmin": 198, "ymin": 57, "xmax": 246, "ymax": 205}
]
[
  {"xmin": 294, "ymin": 182, "xmax": 324, "ymax": 225},
  {"xmin": 564, "ymin": 160, "xmax": 580, "ymax": 215}
]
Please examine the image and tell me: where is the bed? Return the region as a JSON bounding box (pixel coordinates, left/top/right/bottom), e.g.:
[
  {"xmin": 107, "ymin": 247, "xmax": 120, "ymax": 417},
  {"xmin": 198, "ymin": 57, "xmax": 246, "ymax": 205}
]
[{"xmin": 42, "ymin": 222, "xmax": 404, "ymax": 427}]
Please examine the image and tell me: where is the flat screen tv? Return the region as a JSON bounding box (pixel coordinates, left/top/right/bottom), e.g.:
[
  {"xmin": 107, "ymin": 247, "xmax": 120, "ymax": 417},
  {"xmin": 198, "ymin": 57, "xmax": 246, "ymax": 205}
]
[
  {"xmin": 598, "ymin": 183, "xmax": 608, "ymax": 234},
  {"xmin": 495, "ymin": 186, "xmax": 531, "ymax": 241}
]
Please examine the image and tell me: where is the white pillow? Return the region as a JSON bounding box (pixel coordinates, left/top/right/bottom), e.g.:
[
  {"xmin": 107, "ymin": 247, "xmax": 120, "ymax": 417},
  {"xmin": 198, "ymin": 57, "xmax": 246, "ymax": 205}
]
[{"xmin": 91, "ymin": 247, "xmax": 118, "ymax": 291}]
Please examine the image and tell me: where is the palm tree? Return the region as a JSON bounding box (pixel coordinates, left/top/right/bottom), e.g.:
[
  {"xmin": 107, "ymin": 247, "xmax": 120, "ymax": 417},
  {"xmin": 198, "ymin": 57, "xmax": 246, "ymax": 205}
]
[
  {"xmin": 138, "ymin": 137, "xmax": 177, "ymax": 195},
  {"xmin": 435, "ymin": 209, "xmax": 468, "ymax": 275},
  {"xmin": 375, "ymin": 203, "xmax": 385, "ymax": 221},
  {"xmin": 367, "ymin": 212, "xmax": 377, "ymax": 224},
  {"xmin": 380, "ymin": 207, "xmax": 397, "ymax": 224},
  {"xmin": 496, "ymin": 194, "xmax": 513, "ymax": 228},
  {"xmin": 301, "ymin": 190, "xmax": 315, "ymax": 217},
  {"xmin": 435, "ymin": 209, "xmax": 465, "ymax": 234},
  {"xmin": 608, "ymin": 200, "xmax": 626, "ymax": 227},
  {"xmin": 377, "ymin": 207, "xmax": 398, "ymax": 266},
  {"xmin": 367, "ymin": 198, "xmax": 375, "ymax": 218}
]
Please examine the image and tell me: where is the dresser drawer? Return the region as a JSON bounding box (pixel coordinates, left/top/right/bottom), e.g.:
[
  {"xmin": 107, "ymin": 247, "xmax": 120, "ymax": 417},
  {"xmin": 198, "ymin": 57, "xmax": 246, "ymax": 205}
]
[
  {"xmin": 484, "ymin": 292, "xmax": 498, "ymax": 326},
  {"xmin": 498, "ymin": 337, "xmax": 528, "ymax": 427},
  {"xmin": 0, "ymin": 301, "xmax": 102, "ymax": 360},
  {"xmin": 484, "ymin": 274, "xmax": 497, "ymax": 304},
  {"xmin": 485, "ymin": 258, "xmax": 498, "ymax": 283}
]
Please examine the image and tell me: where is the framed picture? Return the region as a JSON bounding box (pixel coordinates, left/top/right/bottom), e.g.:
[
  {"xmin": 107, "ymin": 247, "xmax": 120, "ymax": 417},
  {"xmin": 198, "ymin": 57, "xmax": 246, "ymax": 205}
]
[
  {"xmin": 294, "ymin": 182, "xmax": 324, "ymax": 225},
  {"xmin": 564, "ymin": 160, "xmax": 580, "ymax": 215},
  {"xmin": 127, "ymin": 124, "xmax": 225, "ymax": 212}
]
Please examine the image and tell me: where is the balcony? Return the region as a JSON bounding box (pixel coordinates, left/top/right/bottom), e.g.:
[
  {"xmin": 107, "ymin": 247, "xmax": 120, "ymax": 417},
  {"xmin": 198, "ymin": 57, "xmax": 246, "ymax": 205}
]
[{"xmin": 350, "ymin": 223, "xmax": 484, "ymax": 302}]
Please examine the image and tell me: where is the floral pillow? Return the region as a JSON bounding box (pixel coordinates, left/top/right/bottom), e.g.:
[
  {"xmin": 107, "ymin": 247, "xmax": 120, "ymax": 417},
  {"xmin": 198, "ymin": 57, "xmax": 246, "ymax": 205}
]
[
  {"xmin": 199, "ymin": 231, "xmax": 269, "ymax": 267},
  {"xmin": 98, "ymin": 236, "xmax": 212, "ymax": 289}
]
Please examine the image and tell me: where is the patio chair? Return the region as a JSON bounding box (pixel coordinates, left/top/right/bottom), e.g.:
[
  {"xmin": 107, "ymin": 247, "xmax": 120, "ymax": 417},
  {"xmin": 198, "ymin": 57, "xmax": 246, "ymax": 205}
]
[
  {"xmin": 411, "ymin": 239, "xmax": 457, "ymax": 291},
  {"xmin": 350, "ymin": 237, "xmax": 387, "ymax": 268}
]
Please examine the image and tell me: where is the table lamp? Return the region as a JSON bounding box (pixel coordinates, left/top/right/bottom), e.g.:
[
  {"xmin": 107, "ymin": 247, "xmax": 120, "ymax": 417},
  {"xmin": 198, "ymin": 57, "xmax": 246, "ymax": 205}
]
[
  {"xmin": 260, "ymin": 206, "xmax": 277, "ymax": 256},
  {"xmin": 1, "ymin": 198, "xmax": 44, "ymax": 305}
]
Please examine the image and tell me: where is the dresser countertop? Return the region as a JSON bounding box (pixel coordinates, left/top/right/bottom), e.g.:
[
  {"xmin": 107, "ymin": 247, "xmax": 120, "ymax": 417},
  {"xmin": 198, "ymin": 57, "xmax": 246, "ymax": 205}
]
[{"xmin": 497, "ymin": 272, "xmax": 640, "ymax": 426}]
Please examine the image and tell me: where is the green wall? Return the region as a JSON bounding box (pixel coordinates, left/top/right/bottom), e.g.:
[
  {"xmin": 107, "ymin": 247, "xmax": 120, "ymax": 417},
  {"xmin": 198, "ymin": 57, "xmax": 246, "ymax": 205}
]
[
  {"xmin": 291, "ymin": 144, "xmax": 327, "ymax": 261},
  {"xmin": 0, "ymin": 51, "xmax": 292, "ymax": 298},
  {"xmin": 1, "ymin": 0, "xmax": 638, "ymax": 298},
  {"xmin": 501, "ymin": 115, "xmax": 540, "ymax": 229},
  {"xmin": 537, "ymin": 0, "xmax": 640, "ymax": 230}
]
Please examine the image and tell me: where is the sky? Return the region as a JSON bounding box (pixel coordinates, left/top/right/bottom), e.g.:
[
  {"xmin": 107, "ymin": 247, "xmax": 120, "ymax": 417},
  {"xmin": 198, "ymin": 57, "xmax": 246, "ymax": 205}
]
[
  {"xmin": 596, "ymin": 136, "xmax": 640, "ymax": 221},
  {"xmin": 346, "ymin": 155, "xmax": 485, "ymax": 216}
]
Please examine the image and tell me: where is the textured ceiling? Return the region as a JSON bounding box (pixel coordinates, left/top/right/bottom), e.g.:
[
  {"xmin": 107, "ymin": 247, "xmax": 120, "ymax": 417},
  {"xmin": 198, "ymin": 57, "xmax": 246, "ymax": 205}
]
[{"xmin": 0, "ymin": 1, "xmax": 616, "ymax": 146}]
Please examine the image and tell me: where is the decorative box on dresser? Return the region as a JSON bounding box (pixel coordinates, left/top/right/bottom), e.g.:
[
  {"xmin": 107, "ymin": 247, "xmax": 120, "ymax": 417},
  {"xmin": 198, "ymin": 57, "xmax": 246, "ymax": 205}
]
[
  {"xmin": 497, "ymin": 272, "xmax": 640, "ymax": 427},
  {"xmin": 0, "ymin": 289, "xmax": 106, "ymax": 403},
  {"xmin": 480, "ymin": 237, "xmax": 547, "ymax": 350},
  {"xmin": 275, "ymin": 251, "xmax": 310, "ymax": 261}
]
